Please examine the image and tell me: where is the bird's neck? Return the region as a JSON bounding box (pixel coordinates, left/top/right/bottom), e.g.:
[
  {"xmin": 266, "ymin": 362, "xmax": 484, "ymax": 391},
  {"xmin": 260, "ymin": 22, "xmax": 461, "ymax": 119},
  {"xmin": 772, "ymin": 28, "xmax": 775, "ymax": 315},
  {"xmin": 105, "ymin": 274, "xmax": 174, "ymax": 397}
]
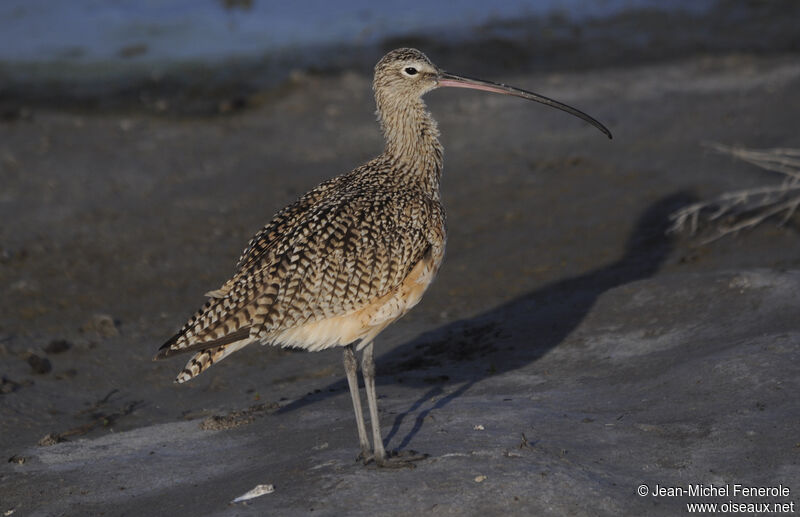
[{"xmin": 377, "ymin": 96, "xmax": 443, "ymax": 194}]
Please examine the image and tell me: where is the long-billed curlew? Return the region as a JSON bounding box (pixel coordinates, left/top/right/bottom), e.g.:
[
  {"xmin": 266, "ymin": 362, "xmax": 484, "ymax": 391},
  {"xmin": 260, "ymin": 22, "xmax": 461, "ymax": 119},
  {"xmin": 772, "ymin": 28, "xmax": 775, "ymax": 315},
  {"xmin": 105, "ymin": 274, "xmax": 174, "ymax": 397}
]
[{"xmin": 155, "ymin": 48, "xmax": 611, "ymax": 467}]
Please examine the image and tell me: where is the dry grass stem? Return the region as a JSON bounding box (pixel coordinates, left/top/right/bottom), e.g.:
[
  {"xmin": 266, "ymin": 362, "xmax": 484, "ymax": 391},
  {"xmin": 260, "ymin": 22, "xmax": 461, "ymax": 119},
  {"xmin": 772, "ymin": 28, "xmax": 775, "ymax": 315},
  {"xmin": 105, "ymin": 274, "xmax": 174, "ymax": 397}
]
[{"xmin": 669, "ymin": 143, "xmax": 800, "ymax": 243}]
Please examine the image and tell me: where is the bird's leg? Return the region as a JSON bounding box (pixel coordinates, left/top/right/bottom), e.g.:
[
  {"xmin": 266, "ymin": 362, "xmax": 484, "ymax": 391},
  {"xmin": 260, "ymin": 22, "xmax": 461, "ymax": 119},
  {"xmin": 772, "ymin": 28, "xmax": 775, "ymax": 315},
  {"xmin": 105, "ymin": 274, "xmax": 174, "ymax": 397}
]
[
  {"xmin": 361, "ymin": 341, "xmax": 427, "ymax": 468},
  {"xmin": 360, "ymin": 341, "xmax": 387, "ymax": 463},
  {"xmin": 343, "ymin": 344, "xmax": 371, "ymax": 462}
]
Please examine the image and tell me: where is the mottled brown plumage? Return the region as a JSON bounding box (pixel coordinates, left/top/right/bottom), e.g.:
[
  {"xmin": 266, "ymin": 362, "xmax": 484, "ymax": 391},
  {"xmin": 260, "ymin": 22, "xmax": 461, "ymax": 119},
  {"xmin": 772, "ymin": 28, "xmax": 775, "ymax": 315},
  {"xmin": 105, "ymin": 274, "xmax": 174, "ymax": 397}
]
[{"xmin": 156, "ymin": 48, "xmax": 611, "ymax": 467}]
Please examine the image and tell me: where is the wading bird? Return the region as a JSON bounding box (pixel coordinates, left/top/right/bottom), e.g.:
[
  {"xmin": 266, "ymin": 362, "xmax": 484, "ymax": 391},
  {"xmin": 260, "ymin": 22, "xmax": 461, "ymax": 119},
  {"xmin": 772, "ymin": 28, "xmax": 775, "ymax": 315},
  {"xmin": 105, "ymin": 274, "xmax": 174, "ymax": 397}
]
[{"xmin": 155, "ymin": 48, "xmax": 611, "ymax": 467}]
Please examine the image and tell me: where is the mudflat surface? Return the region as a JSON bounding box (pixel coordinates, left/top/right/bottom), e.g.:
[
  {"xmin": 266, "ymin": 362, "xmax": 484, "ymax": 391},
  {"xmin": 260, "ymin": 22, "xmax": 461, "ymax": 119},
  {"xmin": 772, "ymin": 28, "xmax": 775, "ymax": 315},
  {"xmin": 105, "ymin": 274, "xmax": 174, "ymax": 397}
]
[{"xmin": 2, "ymin": 42, "xmax": 800, "ymax": 517}]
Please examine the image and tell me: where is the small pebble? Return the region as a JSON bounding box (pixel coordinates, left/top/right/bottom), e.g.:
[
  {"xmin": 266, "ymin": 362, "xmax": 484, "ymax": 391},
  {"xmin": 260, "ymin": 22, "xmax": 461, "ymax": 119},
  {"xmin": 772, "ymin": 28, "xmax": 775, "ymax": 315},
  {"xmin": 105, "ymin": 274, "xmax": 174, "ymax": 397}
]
[
  {"xmin": 0, "ymin": 377, "xmax": 20, "ymax": 394},
  {"xmin": 80, "ymin": 314, "xmax": 119, "ymax": 338},
  {"xmin": 37, "ymin": 433, "xmax": 64, "ymax": 446},
  {"xmin": 44, "ymin": 339, "xmax": 72, "ymax": 354},
  {"xmin": 27, "ymin": 354, "xmax": 52, "ymax": 374},
  {"xmin": 474, "ymin": 475, "xmax": 487, "ymax": 483}
]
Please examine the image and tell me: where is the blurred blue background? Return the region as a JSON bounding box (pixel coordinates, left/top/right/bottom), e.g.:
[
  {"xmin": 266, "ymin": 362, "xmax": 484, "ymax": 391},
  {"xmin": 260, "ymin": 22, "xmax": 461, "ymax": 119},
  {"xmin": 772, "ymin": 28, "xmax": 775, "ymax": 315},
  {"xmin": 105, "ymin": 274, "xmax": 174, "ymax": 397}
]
[
  {"xmin": 2, "ymin": 0, "xmax": 795, "ymax": 114},
  {"xmin": 1, "ymin": 0, "xmax": 708, "ymax": 64}
]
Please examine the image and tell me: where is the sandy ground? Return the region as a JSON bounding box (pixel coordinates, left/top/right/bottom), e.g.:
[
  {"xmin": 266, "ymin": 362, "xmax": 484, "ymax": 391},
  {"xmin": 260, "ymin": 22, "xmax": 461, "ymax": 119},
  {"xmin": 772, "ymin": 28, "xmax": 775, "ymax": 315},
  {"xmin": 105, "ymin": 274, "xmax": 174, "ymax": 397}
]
[{"xmin": 1, "ymin": 40, "xmax": 800, "ymax": 516}]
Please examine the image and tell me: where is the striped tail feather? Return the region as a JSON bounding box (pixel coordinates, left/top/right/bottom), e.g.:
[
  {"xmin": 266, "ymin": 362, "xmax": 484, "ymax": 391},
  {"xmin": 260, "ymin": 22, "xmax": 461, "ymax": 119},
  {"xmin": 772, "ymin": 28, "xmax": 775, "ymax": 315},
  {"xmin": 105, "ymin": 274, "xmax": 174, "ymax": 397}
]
[
  {"xmin": 154, "ymin": 289, "xmax": 258, "ymax": 360},
  {"xmin": 175, "ymin": 338, "xmax": 254, "ymax": 383},
  {"xmin": 154, "ymin": 326, "xmax": 252, "ymax": 360}
]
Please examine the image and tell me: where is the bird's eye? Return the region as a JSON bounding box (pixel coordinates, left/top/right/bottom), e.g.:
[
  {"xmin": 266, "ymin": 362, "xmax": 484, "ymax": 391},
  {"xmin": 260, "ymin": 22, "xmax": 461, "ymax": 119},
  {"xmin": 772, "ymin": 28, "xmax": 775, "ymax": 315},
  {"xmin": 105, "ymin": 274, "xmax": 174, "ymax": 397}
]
[{"xmin": 404, "ymin": 67, "xmax": 418, "ymax": 76}]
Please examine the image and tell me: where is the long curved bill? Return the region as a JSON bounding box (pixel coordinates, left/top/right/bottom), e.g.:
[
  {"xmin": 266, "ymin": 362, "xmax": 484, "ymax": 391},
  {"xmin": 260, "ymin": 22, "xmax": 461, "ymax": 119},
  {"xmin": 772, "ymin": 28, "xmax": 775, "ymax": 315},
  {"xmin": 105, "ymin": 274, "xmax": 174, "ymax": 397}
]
[{"xmin": 438, "ymin": 72, "xmax": 612, "ymax": 139}]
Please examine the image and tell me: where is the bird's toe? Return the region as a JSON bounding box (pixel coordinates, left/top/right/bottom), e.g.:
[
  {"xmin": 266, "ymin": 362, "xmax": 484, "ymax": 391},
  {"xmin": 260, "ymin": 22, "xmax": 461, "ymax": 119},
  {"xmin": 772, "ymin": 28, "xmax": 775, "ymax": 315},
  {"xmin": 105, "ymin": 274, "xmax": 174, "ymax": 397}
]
[{"xmin": 374, "ymin": 449, "xmax": 428, "ymax": 469}]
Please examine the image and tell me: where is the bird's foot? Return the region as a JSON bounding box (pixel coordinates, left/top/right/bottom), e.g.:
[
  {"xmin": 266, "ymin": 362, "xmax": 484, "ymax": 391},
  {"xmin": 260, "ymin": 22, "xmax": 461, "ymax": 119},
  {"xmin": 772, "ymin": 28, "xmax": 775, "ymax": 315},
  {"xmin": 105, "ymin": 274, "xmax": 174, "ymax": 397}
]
[
  {"xmin": 373, "ymin": 449, "xmax": 429, "ymax": 469},
  {"xmin": 357, "ymin": 448, "xmax": 428, "ymax": 468},
  {"xmin": 356, "ymin": 450, "xmax": 373, "ymax": 465}
]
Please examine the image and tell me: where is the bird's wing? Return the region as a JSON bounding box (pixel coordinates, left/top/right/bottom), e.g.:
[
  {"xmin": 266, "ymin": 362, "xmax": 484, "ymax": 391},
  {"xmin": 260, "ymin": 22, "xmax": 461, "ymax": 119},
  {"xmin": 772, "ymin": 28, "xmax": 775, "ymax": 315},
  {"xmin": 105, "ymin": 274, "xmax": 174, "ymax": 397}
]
[
  {"xmin": 156, "ymin": 181, "xmax": 443, "ymax": 359},
  {"xmin": 234, "ymin": 175, "xmax": 344, "ymax": 272}
]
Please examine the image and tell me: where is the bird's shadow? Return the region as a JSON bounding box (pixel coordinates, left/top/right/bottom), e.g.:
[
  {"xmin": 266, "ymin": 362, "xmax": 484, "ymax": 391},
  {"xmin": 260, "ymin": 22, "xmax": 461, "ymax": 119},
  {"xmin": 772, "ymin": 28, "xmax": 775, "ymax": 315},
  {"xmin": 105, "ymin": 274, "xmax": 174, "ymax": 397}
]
[{"xmin": 278, "ymin": 192, "xmax": 690, "ymax": 451}]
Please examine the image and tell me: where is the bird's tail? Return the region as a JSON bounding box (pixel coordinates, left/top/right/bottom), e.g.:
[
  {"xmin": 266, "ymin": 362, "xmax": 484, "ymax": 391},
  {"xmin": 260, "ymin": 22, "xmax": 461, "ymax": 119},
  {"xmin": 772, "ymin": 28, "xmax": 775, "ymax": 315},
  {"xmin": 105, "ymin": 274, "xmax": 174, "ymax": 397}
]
[{"xmin": 175, "ymin": 338, "xmax": 254, "ymax": 383}]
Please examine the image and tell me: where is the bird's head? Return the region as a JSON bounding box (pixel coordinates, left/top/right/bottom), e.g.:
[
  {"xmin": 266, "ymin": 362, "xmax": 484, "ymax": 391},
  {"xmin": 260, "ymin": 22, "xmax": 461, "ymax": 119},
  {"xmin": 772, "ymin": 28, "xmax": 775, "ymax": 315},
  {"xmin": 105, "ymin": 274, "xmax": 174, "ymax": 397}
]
[
  {"xmin": 373, "ymin": 48, "xmax": 441, "ymax": 103},
  {"xmin": 373, "ymin": 47, "xmax": 612, "ymax": 139}
]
